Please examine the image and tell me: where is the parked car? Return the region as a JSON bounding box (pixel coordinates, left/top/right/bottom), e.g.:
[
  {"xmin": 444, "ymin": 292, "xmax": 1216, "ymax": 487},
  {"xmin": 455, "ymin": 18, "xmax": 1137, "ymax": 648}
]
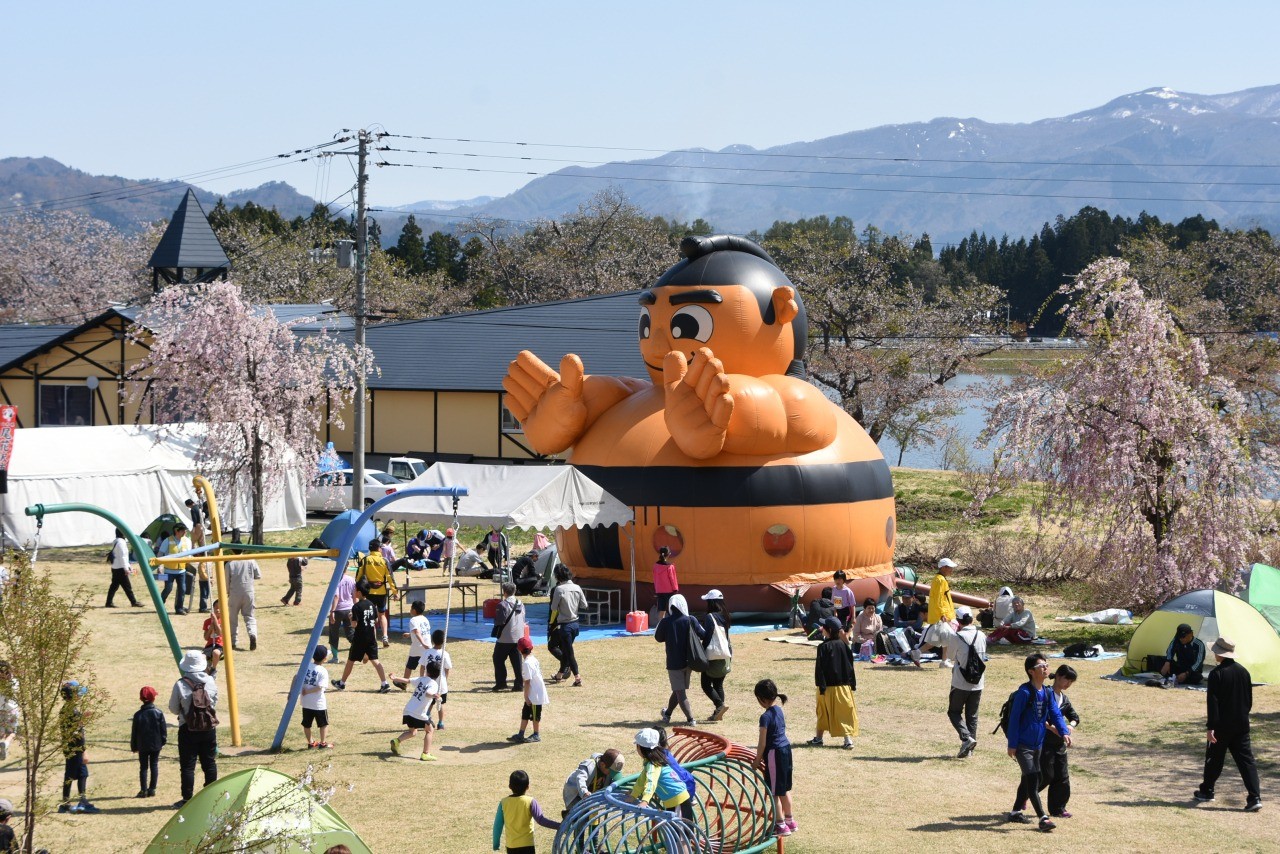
[
  {"xmin": 306, "ymin": 468, "xmax": 401, "ymax": 513},
  {"xmin": 387, "ymin": 456, "xmax": 426, "ymax": 482}
]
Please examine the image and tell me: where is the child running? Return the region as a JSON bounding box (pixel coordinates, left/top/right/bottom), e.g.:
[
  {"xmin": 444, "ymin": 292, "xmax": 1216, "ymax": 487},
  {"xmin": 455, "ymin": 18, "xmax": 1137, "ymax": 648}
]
[
  {"xmin": 754, "ymin": 679, "xmax": 795, "ymax": 837},
  {"xmin": 130, "ymin": 686, "xmax": 166, "ymax": 798},
  {"xmin": 301, "ymin": 646, "xmax": 332, "ymax": 749},
  {"xmin": 332, "ymin": 582, "xmax": 391, "ymax": 693},
  {"xmin": 509, "ymin": 636, "xmax": 548, "ymax": 744},
  {"xmin": 492, "ymin": 769, "xmax": 560, "ymax": 853},
  {"xmin": 1038, "ymin": 664, "xmax": 1081, "ymax": 819},
  {"xmin": 422, "ymin": 629, "xmax": 453, "ymax": 729},
  {"xmin": 402, "ymin": 600, "xmax": 431, "ymax": 682},
  {"xmin": 629, "ymin": 728, "xmax": 692, "ymax": 820},
  {"xmin": 390, "ymin": 659, "xmax": 441, "ymax": 761}
]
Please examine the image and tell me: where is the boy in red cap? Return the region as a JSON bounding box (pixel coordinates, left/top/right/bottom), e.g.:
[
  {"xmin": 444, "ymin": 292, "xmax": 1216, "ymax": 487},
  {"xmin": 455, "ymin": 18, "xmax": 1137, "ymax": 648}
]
[
  {"xmin": 131, "ymin": 686, "xmax": 167, "ymax": 798},
  {"xmin": 509, "ymin": 636, "xmax": 549, "ymax": 744}
]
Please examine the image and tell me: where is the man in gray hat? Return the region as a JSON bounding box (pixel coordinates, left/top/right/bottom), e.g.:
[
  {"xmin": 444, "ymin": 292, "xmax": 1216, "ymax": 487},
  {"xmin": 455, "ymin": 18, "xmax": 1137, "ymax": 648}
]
[
  {"xmin": 0, "ymin": 796, "xmax": 15, "ymax": 851},
  {"xmin": 168, "ymin": 649, "xmax": 219, "ymax": 807},
  {"xmin": 223, "ymin": 558, "xmax": 261, "ymax": 651},
  {"xmin": 1193, "ymin": 636, "xmax": 1261, "ymax": 811}
]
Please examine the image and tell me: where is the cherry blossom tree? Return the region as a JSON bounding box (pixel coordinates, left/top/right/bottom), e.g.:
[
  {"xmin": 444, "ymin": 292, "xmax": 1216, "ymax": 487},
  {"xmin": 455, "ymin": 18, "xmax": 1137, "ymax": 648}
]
[
  {"xmin": 131, "ymin": 280, "xmax": 372, "ymax": 543},
  {"xmin": 982, "ymin": 258, "xmax": 1276, "ymax": 610},
  {"xmin": 0, "ymin": 211, "xmax": 153, "ymax": 323}
]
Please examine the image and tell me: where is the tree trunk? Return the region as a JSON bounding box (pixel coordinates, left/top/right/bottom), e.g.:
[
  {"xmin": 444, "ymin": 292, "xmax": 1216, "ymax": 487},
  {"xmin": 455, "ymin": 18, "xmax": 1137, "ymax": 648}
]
[{"xmin": 251, "ymin": 429, "xmax": 265, "ymax": 545}]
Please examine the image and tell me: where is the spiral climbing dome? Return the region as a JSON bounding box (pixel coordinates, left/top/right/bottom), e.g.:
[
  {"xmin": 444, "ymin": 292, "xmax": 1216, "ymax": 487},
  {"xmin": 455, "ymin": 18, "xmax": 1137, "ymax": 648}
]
[{"xmin": 553, "ymin": 728, "xmax": 782, "ymax": 854}]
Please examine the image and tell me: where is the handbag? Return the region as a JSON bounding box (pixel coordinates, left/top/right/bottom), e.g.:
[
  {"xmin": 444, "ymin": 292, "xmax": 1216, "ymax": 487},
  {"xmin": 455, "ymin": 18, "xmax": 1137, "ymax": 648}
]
[
  {"xmin": 686, "ymin": 621, "xmax": 711, "ymax": 673},
  {"xmin": 706, "ymin": 621, "xmax": 732, "ymax": 661}
]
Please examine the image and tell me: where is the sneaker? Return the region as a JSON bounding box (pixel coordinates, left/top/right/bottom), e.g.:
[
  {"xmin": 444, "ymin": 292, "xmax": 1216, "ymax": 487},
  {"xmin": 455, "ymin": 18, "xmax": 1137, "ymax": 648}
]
[
  {"xmin": 131, "ymin": 602, "xmax": 144, "ymax": 607},
  {"xmin": 136, "ymin": 789, "xmax": 148, "ymax": 799},
  {"xmin": 75, "ymin": 801, "xmax": 99, "ymax": 814},
  {"xmin": 435, "ymin": 721, "xmax": 445, "ymax": 730},
  {"xmin": 659, "ymin": 709, "xmax": 671, "ymax": 725},
  {"xmin": 1006, "ymin": 811, "xmax": 1031, "ymax": 824},
  {"xmin": 307, "ymin": 741, "xmax": 317, "ymax": 749},
  {"xmin": 420, "ymin": 753, "xmax": 438, "ymax": 761},
  {"xmin": 390, "ymin": 738, "xmax": 401, "ymax": 756},
  {"xmin": 526, "ymin": 733, "xmax": 541, "ymax": 743},
  {"xmin": 775, "ymin": 822, "xmax": 792, "ymax": 837},
  {"xmin": 508, "ymin": 733, "xmax": 526, "ymax": 743},
  {"xmin": 332, "ymin": 680, "xmax": 345, "ymax": 690},
  {"xmin": 1245, "ymin": 800, "xmax": 1263, "ymax": 812},
  {"xmin": 1038, "ymin": 816, "xmax": 1055, "ymax": 832},
  {"xmin": 1193, "ymin": 789, "xmax": 1215, "ymax": 802},
  {"xmin": 806, "ymin": 736, "xmax": 824, "ymax": 747},
  {"xmin": 104, "ymin": 603, "xmax": 117, "ymax": 608},
  {"xmin": 1053, "ymin": 810, "xmax": 1072, "ymax": 818},
  {"xmin": 380, "ymin": 637, "xmax": 390, "ymax": 648},
  {"xmin": 684, "ymin": 720, "xmax": 697, "ymax": 727},
  {"xmin": 785, "ymin": 818, "xmax": 798, "ymax": 833},
  {"xmin": 172, "ymin": 799, "xmax": 188, "ymax": 808},
  {"xmin": 379, "ymin": 683, "xmax": 391, "ymax": 694},
  {"xmin": 940, "ymin": 659, "xmax": 953, "ymax": 669},
  {"xmin": 249, "ymin": 635, "xmax": 258, "ymax": 651},
  {"xmin": 711, "ymin": 705, "xmax": 728, "ymax": 722},
  {"xmin": 842, "ymin": 738, "xmax": 853, "ymax": 750},
  {"xmin": 958, "ymin": 738, "xmax": 977, "ymax": 759},
  {"xmin": 318, "ymin": 742, "xmax": 333, "ymax": 749},
  {"xmin": 909, "ymin": 648, "xmax": 922, "ymax": 667},
  {"xmin": 146, "ymin": 789, "xmax": 155, "ymax": 797},
  {"xmin": 329, "ymin": 655, "xmax": 340, "ymax": 664},
  {"xmin": 492, "ymin": 685, "xmax": 508, "ymax": 692}
]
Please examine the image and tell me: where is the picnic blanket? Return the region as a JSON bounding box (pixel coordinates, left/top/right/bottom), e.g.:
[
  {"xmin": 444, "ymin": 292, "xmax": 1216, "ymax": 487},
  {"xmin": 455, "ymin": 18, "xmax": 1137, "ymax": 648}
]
[
  {"xmin": 1049, "ymin": 650, "xmax": 1125, "ymax": 661},
  {"xmin": 1102, "ymin": 671, "xmax": 1207, "ymax": 691},
  {"xmin": 765, "ymin": 636, "xmax": 822, "ymax": 647}
]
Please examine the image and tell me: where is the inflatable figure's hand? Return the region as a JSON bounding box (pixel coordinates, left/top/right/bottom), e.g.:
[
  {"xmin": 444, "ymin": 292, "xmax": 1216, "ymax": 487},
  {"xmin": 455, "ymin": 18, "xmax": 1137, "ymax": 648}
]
[
  {"xmin": 663, "ymin": 348, "xmax": 733, "ymax": 459},
  {"xmin": 503, "ymin": 351, "xmax": 588, "ymax": 454}
]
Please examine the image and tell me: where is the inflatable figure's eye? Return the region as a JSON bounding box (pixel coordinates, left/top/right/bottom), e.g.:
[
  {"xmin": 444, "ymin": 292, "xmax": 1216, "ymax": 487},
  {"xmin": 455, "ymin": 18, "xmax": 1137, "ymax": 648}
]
[
  {"xmin": 670, "ymin": 306, "xmax": 713, "ymax": 342},
  {"xmin": 638, "ymin": 308, "xmax": 651, "ymax": 340}
]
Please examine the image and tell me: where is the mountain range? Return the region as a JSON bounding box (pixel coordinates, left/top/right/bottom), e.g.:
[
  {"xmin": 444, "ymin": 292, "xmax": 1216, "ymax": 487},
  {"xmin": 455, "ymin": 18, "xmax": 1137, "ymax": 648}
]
[{"xmin": 6, "ymin": 85, "xmax": 1280, "ymax": 245}]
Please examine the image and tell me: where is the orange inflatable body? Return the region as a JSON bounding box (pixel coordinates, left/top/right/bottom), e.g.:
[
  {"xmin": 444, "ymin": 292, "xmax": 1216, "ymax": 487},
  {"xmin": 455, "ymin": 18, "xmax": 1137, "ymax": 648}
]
[{"xmin": 503, "ymin": 235, "xmax": 895, "ymax": 611}]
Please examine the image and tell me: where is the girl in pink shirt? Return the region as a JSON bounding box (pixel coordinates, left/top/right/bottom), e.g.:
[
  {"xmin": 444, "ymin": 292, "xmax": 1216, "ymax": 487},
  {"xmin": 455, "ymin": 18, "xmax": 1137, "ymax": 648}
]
[{"xmin": 653, "ymin": 547, "xmax": 679, "ymax": 620}]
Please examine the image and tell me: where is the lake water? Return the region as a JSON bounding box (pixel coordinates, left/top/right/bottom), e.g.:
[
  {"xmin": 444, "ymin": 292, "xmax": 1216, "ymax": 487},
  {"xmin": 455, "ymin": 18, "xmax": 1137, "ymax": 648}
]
[{"xmin": 875, "ymin": 373, "xmax": 1000, "ymax": 470}]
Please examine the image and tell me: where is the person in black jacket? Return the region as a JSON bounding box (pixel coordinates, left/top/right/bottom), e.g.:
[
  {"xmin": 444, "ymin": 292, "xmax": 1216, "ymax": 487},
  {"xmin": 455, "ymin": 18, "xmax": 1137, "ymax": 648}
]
[
  {"xmin": 1194, "ymin": 637, "xmax": 1262, "ymax": 811},
  {"xmin": 1038, "ymin": 665, "xmax": 1081, "ymax": 818},
  {"xmin": 804, "ymin": 588, "xmax": 837, "ymax": 638},
  {"xmin": 654, "ymin": 594, "xmax": 708, "ymax": 726},
  {"xmin": 808, "ymin": 617, "xmax": 858, "ymax": 749},
  {"xmin": 131, "ymin": 686, "xmax": 167, "ymax": 798}
]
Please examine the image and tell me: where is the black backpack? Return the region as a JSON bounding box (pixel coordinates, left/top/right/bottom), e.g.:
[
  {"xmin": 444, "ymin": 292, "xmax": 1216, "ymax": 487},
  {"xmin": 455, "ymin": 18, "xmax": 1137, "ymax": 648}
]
[
  {"xmin": 958, "ymin": 631, "xmax": 986, "ymax": 685},
  {"xmin": 993, "ymin": 683, "xmax": 1028, "ymax": 736},
  {"xmin": 1063, "ymin": 642, "xmax": 1099, "ymax": 659},
  {"xmin": 183, "ymin": 677, "xmax": 219, "ymax": 732}
]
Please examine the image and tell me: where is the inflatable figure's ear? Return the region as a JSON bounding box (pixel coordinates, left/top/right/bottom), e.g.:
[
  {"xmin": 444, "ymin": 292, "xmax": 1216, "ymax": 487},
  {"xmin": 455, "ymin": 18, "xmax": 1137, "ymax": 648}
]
[{"xmin": 771, "ymin": 286, "xmax": 799, "ymax": 325}]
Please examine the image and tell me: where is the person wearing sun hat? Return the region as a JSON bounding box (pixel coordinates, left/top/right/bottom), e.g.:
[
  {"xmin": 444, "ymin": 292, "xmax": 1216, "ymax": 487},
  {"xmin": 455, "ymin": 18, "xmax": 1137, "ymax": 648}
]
[
  {"xmin": 911, "ymin": 557, "xmax": 958, "ymax": 668},
  {"xmin": 168, "ymin": 650, "xmax": 219, "ymax": 806},
  {"xmin": 0, "ymin": 796, "xmax": 15, "ymax": 852},
  {"xmin": 1193, "ymin": 637, "xmax": 1262, "ymax": 811},
  {"xmin": 698, "ymin": 589, "xmax": 733, "ymax": 722}
]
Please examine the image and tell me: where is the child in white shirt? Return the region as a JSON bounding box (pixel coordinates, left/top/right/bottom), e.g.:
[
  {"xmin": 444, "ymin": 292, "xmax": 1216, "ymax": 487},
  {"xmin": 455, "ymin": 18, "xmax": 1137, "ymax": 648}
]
[
  {"xmin": 422, "ymin": 629, "xmax": 453, "ymax": 729},
  {"xmin": 389, "ymin": 660, "xmax": 441, "ymax": 761},
  {"xmin": 300, "ymin": 646, "xmax": 331, "ymax": 748},
  {"xmin": 510, "ymin": 637, "xmax": 548, "ymax": 744},
  {"xmin": 402, "ymin": 601, "xmax": 431, "ymax": 680}
]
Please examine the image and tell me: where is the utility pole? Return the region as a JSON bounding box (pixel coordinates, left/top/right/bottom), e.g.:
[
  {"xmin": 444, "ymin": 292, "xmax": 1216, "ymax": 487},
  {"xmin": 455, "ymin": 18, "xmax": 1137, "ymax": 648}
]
[{"xmin": 352, "ymin": 129, "xmax": 369, "ymax": 513}]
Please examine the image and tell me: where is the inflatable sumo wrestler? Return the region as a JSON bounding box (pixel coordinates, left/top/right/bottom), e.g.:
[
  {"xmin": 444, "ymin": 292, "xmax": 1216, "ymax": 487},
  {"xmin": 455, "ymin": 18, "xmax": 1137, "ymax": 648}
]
[{"xmin": 503, "ymin": 235, "xmax": 895, "ymax": 611}]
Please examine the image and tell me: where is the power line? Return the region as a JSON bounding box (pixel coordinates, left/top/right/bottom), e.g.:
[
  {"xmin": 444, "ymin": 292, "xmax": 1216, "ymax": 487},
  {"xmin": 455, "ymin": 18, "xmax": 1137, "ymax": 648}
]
[
  {"xmin": 376, "ymin": 160, "xmax": 1280, "ymax": 206},
  {"xmin": 384, "ymin": 132, "xmax": 1280, "ymax": 171},
  {"xmin": 378, "ymin": 145, "xmax": 1280, "ymax": 189}
]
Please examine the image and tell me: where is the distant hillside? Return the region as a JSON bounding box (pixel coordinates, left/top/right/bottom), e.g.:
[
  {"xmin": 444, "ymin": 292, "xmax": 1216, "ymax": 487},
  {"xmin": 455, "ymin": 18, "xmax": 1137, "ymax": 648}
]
[
  {"xmin": 0, "ymin": 158, "xmax": 319, "ymax": 230},
  {"xmin": 432, "ymin": 85, "xmax": 1280, "ymax": 244}
]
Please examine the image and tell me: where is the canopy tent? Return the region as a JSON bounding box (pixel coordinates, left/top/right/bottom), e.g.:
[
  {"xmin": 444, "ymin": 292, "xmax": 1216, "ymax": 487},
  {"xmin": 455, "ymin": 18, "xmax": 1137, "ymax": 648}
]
[
  {"xmin": 384, "ymin": 462, "xmax": 634, "ymax": 530},
  {"xmin": 1, "ymin": 424, "xmax": 306, "ymax": 548},
  {"xmin": 1241, "ymin": 563, "xmax": 1280, "ymax": 635},
  {"xmin": 145, "ymin": 767, "xmax": 372, "ymax": 853},
  {"xmin": 1122, "ymin": 589, "xmax": 1280, "ymax": 684}
]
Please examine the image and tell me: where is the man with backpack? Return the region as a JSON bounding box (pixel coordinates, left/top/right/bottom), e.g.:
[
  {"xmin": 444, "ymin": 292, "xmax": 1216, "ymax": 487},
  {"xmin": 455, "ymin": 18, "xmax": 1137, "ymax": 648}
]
[
  {"xmin": 1002, "ymin": 652, "xmax": 1072, "ymax": 832},
  {"xmin": 948, "ymin": 608, "xmax": 987, "ymax": 758},
  {"xmin": 168, "ymin": 649, "xmax": 219, "ymax": 807}
]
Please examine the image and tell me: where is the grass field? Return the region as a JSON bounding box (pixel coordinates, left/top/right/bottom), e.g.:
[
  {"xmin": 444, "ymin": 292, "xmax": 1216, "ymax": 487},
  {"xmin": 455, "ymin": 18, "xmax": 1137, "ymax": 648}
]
[{"xmin": 1, "ymin": 546, "xmax": 1276, "ymax": 854}]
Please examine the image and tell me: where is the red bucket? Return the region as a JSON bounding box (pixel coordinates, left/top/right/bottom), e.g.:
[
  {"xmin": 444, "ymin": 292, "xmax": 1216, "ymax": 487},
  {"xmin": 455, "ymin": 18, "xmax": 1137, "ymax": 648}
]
[
  {"xmin": 482, "ymin": 598, "xmax": 500, "ymax": 620},
  {"xmin": 626, "ymin": 611, "xmax": 649, "ymax": 634}
]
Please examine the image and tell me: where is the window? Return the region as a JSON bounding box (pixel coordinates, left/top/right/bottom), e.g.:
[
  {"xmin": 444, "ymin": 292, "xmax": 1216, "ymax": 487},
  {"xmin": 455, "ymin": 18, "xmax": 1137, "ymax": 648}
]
[
  {"xmin": 39, "ymin": 384, "xmax": 93, "ymax": 427},
  {"xmin": 500, "ymin": 400, "xmax": 522, "ymax": 433}
]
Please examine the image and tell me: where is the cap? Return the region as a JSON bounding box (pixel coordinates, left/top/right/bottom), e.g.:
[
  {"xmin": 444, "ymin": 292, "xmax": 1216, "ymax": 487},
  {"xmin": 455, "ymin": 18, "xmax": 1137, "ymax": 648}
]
[
  {"xmin": 1176, "ymin": 623, "xmax": 1194, "ymax": 637},
  {"xmin": 139, "ymin": 686, "xmax": 158, "ymax": 703},
  {"xmin": 1211, "ymin": 636, "xmax": 1237, "ymax": 658},
  {"xmin": 700, "ymin": 589, "xmax": 724, "ymax": 601},
  {"xmin": 937, "ymin": 558, "xmax": 957, "ymax": 569},
  {"xmin": 821, "ymin": 616, "xmax": 843, "ymax": 635},
  {"xmin": 601, "ymin": 748, "xmax": 624, "ymax": 773},
  {"xmin": 446, "ymin": 528, "xmax": 455, "ymax": 536},
  {"xmin": 635, "ymin": 728, "xmax": 660, "ymax": 749},
  {"xmin": 516, "ymin": 636, "xmax": 534, "ymax": 653},
  {"xmin": 179, "ymin": 649, "xmax": 208, "ymax": 673},
  {"xmin": 0, "ymin": 797, "xmax": 12, "ymax": 817}
]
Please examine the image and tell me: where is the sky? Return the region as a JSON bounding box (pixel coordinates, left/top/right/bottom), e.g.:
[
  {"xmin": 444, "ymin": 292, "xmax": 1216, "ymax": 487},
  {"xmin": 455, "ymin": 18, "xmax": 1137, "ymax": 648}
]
[{"xmin": 5, "ymin": 1, "xmax": 1280, "ymax": 210}]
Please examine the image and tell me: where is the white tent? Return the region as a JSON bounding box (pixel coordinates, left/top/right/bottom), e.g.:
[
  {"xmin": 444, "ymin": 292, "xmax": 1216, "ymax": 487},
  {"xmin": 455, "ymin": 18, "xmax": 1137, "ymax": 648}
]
[
  {"xmin": 384, "ymin": 462, "xmax": 633, "ymax": 530},
  {"xmin": 1, "ymin": 424, "xmax": 307, "ymax": 548}
]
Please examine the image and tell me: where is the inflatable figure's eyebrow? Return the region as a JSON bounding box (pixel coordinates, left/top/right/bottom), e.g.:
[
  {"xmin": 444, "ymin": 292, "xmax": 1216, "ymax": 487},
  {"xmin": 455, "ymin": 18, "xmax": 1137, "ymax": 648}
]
[
  {"xmin": 638, "ymin": 291, "xmax": 656, "ymax": 305},
  {"xmin": 669, "ymin": 290, "xmax": 723, "ymax": 306}
]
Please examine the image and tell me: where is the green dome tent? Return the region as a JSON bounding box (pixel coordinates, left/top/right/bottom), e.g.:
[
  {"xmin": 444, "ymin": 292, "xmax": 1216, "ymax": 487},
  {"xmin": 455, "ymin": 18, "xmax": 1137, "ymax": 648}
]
[
  {"xmin": 1122, "ymin": 589, "xmax": 1280, "ymax": 684},
  {"xmin": 1241, "ymin": 563, "xmax": 1280, "ymax": 635},
  {"xmin": 145, "ymin": 767, "xmax": 371, "ymax": 853}
]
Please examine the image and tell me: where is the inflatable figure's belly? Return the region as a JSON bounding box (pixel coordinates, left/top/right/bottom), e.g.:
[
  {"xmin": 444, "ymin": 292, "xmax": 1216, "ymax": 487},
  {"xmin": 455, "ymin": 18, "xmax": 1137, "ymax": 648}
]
[{"xmin": 560, "ymin": 388, "xmax": 896, "ymax": 590}]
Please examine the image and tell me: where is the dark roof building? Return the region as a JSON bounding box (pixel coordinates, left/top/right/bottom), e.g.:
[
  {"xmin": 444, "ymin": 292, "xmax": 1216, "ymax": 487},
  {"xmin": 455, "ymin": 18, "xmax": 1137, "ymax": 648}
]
[{"xmin": 147, "ymin": 189, "xmax": 231, "ymax": 290}]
